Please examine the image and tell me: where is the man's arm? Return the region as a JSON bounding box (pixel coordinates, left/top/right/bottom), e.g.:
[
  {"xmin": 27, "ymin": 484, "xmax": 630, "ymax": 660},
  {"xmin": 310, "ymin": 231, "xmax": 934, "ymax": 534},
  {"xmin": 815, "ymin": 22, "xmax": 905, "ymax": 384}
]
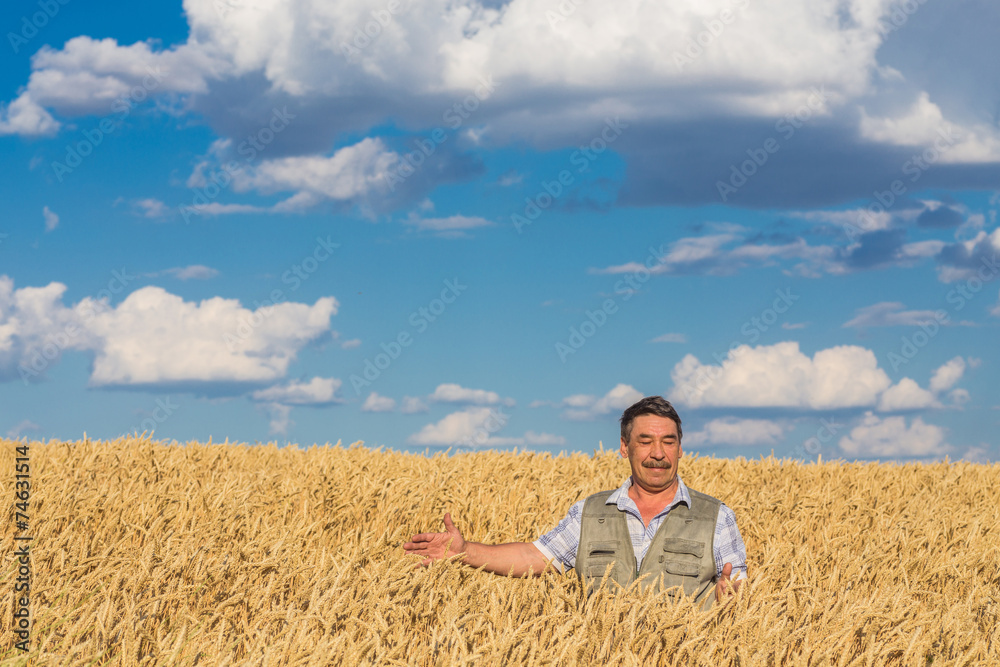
[
  {"xmin": 713, "ymin": 503, "xmax": 748, "ymax": 603},
  {"xmin": 403, "ymin": 513, "xmax": 556, "ymax": 577}
]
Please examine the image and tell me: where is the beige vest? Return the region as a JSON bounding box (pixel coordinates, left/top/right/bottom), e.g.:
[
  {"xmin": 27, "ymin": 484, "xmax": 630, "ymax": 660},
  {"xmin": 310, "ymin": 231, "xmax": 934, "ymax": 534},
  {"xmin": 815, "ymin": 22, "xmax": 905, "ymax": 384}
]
[{"xmin": 577, "ymin": 487, "xmax": 720, "ymax": 610}]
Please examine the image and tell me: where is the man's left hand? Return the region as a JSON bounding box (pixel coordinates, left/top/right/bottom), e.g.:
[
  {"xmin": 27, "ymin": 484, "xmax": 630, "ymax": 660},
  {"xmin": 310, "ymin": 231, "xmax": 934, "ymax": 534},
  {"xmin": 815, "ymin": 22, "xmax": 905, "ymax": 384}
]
[{"xmin": 714, "ymin": 562, "xmax": 743, "ymax": 603}]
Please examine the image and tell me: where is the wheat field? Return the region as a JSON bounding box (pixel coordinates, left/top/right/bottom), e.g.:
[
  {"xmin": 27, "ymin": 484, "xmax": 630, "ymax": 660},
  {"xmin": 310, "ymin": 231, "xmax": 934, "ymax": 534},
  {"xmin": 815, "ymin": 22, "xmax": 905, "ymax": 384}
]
[{"xmin": 1, "ymin": 436, "xmax": 998, "ymax": 666}]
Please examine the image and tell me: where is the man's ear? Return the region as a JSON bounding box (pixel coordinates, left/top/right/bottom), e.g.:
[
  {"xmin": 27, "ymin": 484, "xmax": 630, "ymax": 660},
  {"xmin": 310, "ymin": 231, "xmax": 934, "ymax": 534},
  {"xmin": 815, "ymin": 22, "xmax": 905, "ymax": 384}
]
[{"xmin": 620, "ymin": 437, "xmax": 628, "ymax": 458}]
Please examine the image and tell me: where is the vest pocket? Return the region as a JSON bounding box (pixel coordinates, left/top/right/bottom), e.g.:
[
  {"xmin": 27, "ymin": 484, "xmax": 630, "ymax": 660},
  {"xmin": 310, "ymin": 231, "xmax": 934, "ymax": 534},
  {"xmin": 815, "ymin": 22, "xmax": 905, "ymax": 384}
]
[
  {"xmin": 587, "ymin": 541, "xmax": 619, "ymax": 556},
  {"xmin": 662, "ymin": 538, "xmax": 705, "ymax": 559},
  {"xmin": 662, "ymin": 559, "xmax": 700, "ymax": 577}
]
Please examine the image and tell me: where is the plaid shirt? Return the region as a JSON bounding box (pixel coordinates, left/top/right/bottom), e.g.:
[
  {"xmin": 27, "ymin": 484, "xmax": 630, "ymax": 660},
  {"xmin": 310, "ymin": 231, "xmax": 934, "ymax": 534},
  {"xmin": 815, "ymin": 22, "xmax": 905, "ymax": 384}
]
[{"xmin": 533, "ymin": 476, "xmax": 747, "ymax": 580}]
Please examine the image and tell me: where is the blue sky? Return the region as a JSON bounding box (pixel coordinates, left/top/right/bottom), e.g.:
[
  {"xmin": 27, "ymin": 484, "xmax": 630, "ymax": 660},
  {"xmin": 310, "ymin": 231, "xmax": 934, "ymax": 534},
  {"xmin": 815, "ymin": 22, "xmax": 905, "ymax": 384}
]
[{"xmin": 2, "ymin": 0, "xmax": 998, "ymax": 461}]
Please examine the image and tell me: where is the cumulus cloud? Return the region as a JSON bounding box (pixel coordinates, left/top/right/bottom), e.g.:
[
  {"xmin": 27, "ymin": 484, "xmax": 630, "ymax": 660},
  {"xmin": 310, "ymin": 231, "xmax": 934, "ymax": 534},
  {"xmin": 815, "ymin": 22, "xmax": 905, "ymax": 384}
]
[
  {"xmin": 671, "ymin": 342, "xmax": 969, "ymax": 414},
  {"xmin": 362, "ymin": 392, "xmax": 396, "ymax": 412},
  {"xmin": 400, "ymin": 396, "xmax": 429, "ymax": 414},
  {"xmin": 877, "ymin": 378, "xmax": 937, "ymax": 412},
  {"xmin": 8, "ymin": 0, "xmax": 1000, "ymax": 210},
  {"xmin": 684, "ymin": 418, "xmax": 786, "ymax": 447},
  {"xmin": 839, "ymin": 412, "xmax": 949, "ymax": 458},
  {"xmin": 85, "ymin": 288, "xmax": 337, "ymax": 389},
  {"xmin": 929, "ymin": 356, "xmax": 966, "ymax": 393},
  {"xmin": 229, "ymin": 138, "xmax": 401, "ymax": 211},
  {"xmin": 408, "ymin": 406, "xmax": 562, "ymax": 448},
  {"xmin": 43, "ymin": 206, "xmax": 59, "ymax": 232},
  {"xmin": 670, "ymin": 342, "xmax": 892, "ymax": 410},
  {"xmin": 251, "ymin": 377, "xmax": 342, "ymax": 405},
  {"xmin": 0, "ymin": 275, "xmax": 338, "ymax": 391},
  {"xmin": 408, "ymin": 407, "xmax": 497, "ymax": 446},
  {"xmin": 428, "ymin": 383, "xmax": 514, "ymax": 406},
  {"xmin": 560, "ymin": 383, "xmax": 643, "ymax": 421}
]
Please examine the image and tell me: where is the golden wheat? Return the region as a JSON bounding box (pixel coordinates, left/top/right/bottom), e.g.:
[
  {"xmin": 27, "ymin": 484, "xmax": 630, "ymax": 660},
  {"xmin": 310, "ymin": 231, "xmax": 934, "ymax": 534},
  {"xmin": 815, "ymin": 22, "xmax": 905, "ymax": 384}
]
[{"xmin": 1, "ymin": 436, "xmax": 998, "ymax": 666}]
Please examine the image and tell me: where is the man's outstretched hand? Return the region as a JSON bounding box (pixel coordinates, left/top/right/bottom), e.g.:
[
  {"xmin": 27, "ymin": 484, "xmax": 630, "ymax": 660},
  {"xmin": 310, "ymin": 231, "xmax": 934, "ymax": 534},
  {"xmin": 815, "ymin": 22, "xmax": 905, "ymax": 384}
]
[
  {"xmin": 714, "ymin": 562, "xmax": 744, "ymax": 603},
  {"xmin": 403, "ymin": 513, "xmax": 467, "ymax": 566}
]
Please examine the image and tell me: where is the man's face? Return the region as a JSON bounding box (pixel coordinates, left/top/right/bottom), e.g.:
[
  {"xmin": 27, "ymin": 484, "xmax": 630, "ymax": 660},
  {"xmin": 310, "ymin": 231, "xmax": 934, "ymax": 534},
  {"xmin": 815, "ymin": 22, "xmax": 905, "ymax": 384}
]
[{"xmin": 620, "ymin": 414, "xmax": 682, "ymax": 494}]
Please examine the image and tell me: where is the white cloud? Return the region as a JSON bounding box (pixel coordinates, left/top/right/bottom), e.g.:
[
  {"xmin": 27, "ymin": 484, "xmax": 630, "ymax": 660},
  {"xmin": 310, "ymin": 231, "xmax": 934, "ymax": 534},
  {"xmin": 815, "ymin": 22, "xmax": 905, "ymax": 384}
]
[
  {"xmin": 781, "ymin": 322, "xmax": 808, "ymax": 330},
  {"xmin": 231, "ymin": 138, "xmax": 400, "ymax": 209},
  {"xmin": 0, "ymin": 275, "xmax": 338, "ymax": 389},
  {"xmin": 0, "ymin": 94, "xmax": 60, "ymax": 136},
  {"xmin": 136, "ymin": 198, "xmax": 168, "ymax": 218},
  {"xmin": 43, "ymin": 206, "xmax": 59, "ymax": 232},
  {"xmin": 789, "ymin": 208, "xmax": 893, "ymax": 232},
  {"xmin": 340, "ymin": 338, "xmax": 362, "ymax": 349},
  {"xmin": 839, "ymin": 412, "xmax": 949, "ymax": 458},
  {"xmin": 428, "ymin": 383, "xmax": 513, "ymax": 406},
  {"xmin": 362, "ymin": 392, "xmax": 396, "ymax": 412},
  {"xmin": 929, "ymin": 356, "xmax": 966, "ymax": 393},
  {"xmin": 843, "ymin": 302, "xmax": 952, "ymax": 328},
  {"xmin": 685, "ymin": 418, "xmax": 786, "ymax": 447},
  {"xmin": 408, "ymin": 407, "xmax": 495, "ymax": 446},
  {"xmin": 859, "ymin": 92, "xmax": 1000, "ymax": 163},
  {"xmin": 0, "ymin": 277, "xmax": 95, "ymax": 381},
  {"xmin": 948, "ymin": 388, "xmax": 971, "ymax": 406},
  {"xmin": 650, "ymin": 333, "xmax": 687, "ymax": 343},
  {"xmin": 400, "ymin": 396, "xmax": 429, "ymax": 414},
  {"xmin": 991, "ymin": 290, "xmax": 1000, "ymax": 317},
  {"xmin": 407, "ymin": 406, "xmax": 563, "ymax": 448},
  {"xmin": 670, "ymin": 342, "xmax": 891, "ymax": 410},
  {"xmin": 85, "ymin": 287, "xmax": 337, "ymax": 387},
  {"xmin": 877, "ymin": 378, "xmax": 937, "ymax": 412},
  {"xmin": 561, "ymin": 383, "xmax": 643, "ymax": 421},
  {"xmin": 593, "ymin": 231, "xmax": 835, "ymax": 278},
  {"xmin": 251, "ymin": 377, "xmax": 341, "ymax": 405}
]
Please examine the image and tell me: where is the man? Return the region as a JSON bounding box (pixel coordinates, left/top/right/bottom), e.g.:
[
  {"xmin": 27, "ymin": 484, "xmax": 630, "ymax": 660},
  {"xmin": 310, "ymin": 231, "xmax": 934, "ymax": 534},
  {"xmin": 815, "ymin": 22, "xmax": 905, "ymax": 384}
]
[{"xmin": 403, "ymin": 396, "xmax": 747, "ymax": 608}]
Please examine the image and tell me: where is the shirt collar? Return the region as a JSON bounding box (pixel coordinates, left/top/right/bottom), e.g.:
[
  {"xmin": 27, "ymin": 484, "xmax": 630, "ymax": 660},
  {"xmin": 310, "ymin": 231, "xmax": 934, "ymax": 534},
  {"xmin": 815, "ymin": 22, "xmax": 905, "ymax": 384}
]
[{"xmin": 607, "ymin": 475, "xmax": 691, "ymax": 513}]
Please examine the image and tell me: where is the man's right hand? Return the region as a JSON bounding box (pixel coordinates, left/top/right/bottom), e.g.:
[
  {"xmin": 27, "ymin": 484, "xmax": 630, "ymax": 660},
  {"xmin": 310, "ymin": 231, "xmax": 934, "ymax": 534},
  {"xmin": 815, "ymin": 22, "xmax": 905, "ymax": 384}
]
[{"xmin": 403, "ymin": 513, "xmax": 467, "ymax": 565}]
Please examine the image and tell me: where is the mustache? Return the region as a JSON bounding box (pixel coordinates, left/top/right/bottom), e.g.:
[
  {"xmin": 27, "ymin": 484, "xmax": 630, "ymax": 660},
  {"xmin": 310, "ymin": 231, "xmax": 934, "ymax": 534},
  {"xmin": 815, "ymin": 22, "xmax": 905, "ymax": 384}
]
[{"xmin": 642, "ymin": 460, "xmax": 671, "ymax": 469}]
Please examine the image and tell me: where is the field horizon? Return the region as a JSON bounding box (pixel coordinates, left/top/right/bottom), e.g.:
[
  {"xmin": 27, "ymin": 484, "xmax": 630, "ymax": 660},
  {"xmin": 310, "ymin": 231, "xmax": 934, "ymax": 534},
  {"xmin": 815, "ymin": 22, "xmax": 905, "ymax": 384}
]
[{"xmin": 3, "ymin": 436, "xmax": 998, "ymax": 665}]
